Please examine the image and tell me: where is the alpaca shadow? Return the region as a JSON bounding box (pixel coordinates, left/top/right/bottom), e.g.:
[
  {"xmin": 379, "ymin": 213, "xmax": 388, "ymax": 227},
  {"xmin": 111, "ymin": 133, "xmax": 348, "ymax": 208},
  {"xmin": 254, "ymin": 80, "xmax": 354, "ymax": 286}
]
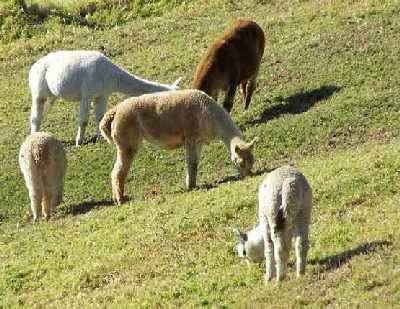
[
  {"xmin": 63, "ymin": 136, "xmax": 98, "ymax": 147},
  {"xmin": 64, "ymin": 198, "xmax": 116, "ymax": 216},
  {"xmin": 309, "ymin": 240, "xmax": 391, "ymax": 272},
  {"xmin": 197, "ymin": 166, "xmax": 276, "ymax": 190},
  {"xmin": 216, "ymin": 166, "xmax": 276, "ymax": 185},
  {"xmin": 247, "ymin": 85, "xmax": 341, "ymax": 126}
]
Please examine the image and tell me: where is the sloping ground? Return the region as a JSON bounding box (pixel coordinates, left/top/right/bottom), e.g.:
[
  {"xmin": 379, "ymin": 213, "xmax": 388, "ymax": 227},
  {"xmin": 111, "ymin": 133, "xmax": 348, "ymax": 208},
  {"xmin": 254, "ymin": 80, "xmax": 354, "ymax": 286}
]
[
  {"xmin": 1, "ymin": 142, "xmax": 400, "ymax": 307},
  {"xmin": 1, "ymin": 0, "xmax": 400, "ymax": 307}
]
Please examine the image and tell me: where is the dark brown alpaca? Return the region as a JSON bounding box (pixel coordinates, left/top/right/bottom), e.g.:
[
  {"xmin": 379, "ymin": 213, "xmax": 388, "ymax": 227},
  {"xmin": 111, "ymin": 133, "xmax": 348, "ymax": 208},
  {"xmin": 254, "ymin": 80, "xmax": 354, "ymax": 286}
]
[{"xmin": 192, "ymin": 19, "xmax": 265, "ymax": 113}]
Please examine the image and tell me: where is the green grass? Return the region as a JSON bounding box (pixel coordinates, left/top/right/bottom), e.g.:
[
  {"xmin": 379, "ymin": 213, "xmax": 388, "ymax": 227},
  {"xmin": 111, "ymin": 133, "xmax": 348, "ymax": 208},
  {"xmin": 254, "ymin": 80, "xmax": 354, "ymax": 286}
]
[
  {"xmin": 0, "ymin": 0, "xmax": 185, "ymax": 43},
  {"xmin": 1, "ymin": 0, "xmax": 400, "ymax": 307}
]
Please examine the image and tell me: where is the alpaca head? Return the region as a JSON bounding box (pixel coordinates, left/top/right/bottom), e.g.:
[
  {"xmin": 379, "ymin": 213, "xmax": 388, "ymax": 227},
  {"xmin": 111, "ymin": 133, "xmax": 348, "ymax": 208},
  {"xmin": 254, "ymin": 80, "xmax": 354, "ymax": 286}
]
[
  {"xmin": 231, "ymin": 137, "xmax": 257, "ymax": 177},
  {"xmin": 232, "ymin": 226, "xmax": 265, "ymax": 263}
]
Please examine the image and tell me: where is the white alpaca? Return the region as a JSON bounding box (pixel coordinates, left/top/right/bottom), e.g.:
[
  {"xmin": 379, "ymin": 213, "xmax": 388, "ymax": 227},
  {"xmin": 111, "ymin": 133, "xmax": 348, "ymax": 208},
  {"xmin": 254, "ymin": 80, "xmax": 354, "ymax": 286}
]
[
  {"xmin": 29, "ymin": 50, "xmax": 182, "ymax": 146},
  {"xmin": 233, "ymin": 165, "xmax": 312, "ymax": 283},
  {"xmin": 19, "ymin": 132, "xmax": 67, "ymax": 221}
]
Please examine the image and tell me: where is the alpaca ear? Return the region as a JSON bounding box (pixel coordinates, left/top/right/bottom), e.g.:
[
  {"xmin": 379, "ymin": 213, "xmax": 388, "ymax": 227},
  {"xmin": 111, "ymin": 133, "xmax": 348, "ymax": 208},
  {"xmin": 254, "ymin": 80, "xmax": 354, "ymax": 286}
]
[
  {"xmin": 234, "ymin": 145, "xmax": 243, "ymax": 156},
  {"xmin": 230, "ymin": 226, "xmax": 242, "ymax": 237},
  {"xmin": 247, "ymin": 137, "xmax": 258, "ymax": 150},
  {"xmin": 230, "ymin": 227, "xmax": 247, "ymax": 242},
  {"xmin": 172, "ymin": 77, "xmax": 183, "ymax": 88}
]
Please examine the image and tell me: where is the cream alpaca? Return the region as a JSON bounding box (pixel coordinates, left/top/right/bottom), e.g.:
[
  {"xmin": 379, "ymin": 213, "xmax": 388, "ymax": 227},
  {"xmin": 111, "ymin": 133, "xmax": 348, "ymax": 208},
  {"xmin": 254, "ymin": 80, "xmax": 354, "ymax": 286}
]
[
  {"xmin": 29, "ymin": 50, "xmax": 181, "ymax": 146},
  {"xmin": 233, "ymin": 165, "xmax": 312, "ymax": 283},
  {"xmin": 19, "ymin": 132, "xmax": 67, "ymax": 221},
  {"xmin": 100, "ymin": 89, "xmax": 257, "ymax": 204}
]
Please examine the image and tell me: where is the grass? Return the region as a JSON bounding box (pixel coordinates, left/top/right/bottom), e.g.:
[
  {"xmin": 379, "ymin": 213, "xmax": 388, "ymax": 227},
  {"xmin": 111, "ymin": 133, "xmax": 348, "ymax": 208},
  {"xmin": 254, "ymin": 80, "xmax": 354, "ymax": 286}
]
[{"xmin": 1, "ymin": 0, "xmax": 400, "ymax": 307}]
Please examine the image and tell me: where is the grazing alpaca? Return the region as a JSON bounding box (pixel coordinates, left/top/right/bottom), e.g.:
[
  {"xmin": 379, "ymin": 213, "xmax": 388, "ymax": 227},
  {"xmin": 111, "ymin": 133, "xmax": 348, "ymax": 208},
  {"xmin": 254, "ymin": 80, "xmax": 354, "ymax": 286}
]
[
  {"xmin": 233, "ymin": 165, "xmax": 312, "ymax": 283},
  {"xmin": 19, "ymin": 132, "xmax": 67, "ymax": 221},
  {"xmin": 192, "ymin": 19, "xmax": 265, "ymax": 112},
  {"xmin": 29, "ymin": 50, "xmax": 181, "ymax": 146},
  {"xmin": 100, "ymin": 89, "xmax": 257, "ymax": 204}
]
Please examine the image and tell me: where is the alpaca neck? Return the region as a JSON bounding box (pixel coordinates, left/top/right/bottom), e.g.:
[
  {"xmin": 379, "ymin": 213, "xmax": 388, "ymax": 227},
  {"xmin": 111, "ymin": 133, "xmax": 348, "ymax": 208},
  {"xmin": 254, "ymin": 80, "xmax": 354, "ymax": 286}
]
[
  {"xmin": 248, "ymin": 224, "xmax": 265, "ymax": 247},
  {"xmin": 221, "ymin": 126, "xmax": 244, "ymax": 155},
  {"xmin": 209, "ymin": 105, "xmax": 245, "ymax": 154},
  {"xmin": 115, "ymin": 68, "xmax": 172, "ymax": 96},
  {"xmin": 246, "ymin": 223, "xmax": 265, "ymax": 262}
]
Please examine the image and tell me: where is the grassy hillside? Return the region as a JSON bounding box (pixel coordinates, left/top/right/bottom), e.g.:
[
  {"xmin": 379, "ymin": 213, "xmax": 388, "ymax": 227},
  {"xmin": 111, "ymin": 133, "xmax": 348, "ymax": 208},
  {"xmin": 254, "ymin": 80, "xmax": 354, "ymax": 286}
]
[{"xmin": 1, "ymin": 0, "xmax": 400, "ymax": 307}]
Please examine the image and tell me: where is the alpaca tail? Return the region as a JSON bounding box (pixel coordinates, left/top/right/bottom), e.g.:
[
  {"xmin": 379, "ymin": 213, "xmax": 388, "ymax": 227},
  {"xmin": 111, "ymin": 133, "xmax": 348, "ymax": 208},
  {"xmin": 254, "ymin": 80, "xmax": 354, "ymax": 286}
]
[
  {"xmin": 31, "ymin": 146, "xmax": 44, "ymax": 165},
  {"xmin": 276, "ymin": 177, "xmax": 298, "ymax": 231},
  {"xmin": 100, "ymin": 109, "xmax": 116, "ymax": 144}
]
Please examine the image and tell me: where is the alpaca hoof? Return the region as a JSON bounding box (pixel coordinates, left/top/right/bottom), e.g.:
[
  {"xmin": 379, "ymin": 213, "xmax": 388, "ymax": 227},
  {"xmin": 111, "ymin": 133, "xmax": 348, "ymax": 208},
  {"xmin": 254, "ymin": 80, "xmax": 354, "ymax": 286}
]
[
  {"xmin": 296, "ymin": 270, "xmax": 305, "ymax": 278},
  {"xmin": 276, "ymin": 275, "xmax": 284, "ymax": 282},
  {"xmin": 264, "ymin": 273, "xmax": 273, "ymax": 285},
  {"xmin": 113, "ymin": 195, "xmax": 128, "ymax": 205},
  {"xmin": 18, "ymin": 212, "xmax": 33, "ymax": 226},
  {"xmin": 96, "ymin": 135, "xmax": 105, "ymax": 143},
  {"xmin": 186, "ymin": 181, "xmax": 197, "ymax": 191}
]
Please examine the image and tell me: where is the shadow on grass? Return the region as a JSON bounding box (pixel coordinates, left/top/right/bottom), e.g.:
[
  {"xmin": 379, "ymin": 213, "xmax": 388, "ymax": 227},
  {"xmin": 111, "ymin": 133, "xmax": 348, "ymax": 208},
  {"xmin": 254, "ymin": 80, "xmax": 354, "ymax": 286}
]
[
  {"xmin": 63, "ymin": 136, "xmax": 98, "ymax": 147},
  {"xmin": 64, "ymin": 199, "xmax": 116, "ymax": 216},
  {"xmin": 310, "ymin": 240, "xmax": 392, "ymax": 272},
  {"xmin": 197, "ymin": 166, "xmax": 276, "ymax": 190},
  {"xmin": 247, "ymin": 85, "xmax": 341, "ymax": 126}
]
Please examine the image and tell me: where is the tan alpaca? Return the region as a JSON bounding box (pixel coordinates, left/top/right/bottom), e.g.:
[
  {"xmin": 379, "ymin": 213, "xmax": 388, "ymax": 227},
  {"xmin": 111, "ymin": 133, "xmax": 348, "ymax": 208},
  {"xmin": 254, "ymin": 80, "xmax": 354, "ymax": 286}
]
[
  {"xmin": 19, "ymin": 132, "xmax": 67, "ymax": 221},
  {"xmin": 100, "ymin": 89, "xmax": 257, "ymax": 204},
  {"xmin": 192, "ymin": 19, "xmax": 265, "ymax": 112}
]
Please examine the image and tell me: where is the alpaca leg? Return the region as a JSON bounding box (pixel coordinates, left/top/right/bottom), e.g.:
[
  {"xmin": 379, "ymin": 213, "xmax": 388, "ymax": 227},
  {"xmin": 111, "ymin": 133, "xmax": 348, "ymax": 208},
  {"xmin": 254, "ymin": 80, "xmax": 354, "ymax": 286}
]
[
  {"xmin": 244, "ymin": 77, "xmax": 256, "ymax": 110},
  {"xmin": 264, "ymin": 228, "xmax": 276, "ymax": 284},
  {"xmin": 76, "ymin": 97, "xmax": 90, "ymax": 146},
  {"xmin": 56, "ymin": 164, "xmax": 66, "ymax": 205},
  {"xmin": 185, "ymin": 141, "xmax": 202, "ymax": 190},
  {"xmin": 42, "ymin": 163, "xmax": 64, "ymax": 219},
  {"xmin": 42, "ymin": 186, "xmax": 60, "ymax": 220},
  {"xmin": 273, "ymin": 229, "xmax": 291, "ymax": 281},
  {"xmin": 222, "ymin": 84, "xmax": 237, "ymax": 113},
  {"xmin": 30, "ymin": 190, "xmax": 42, "ymax": 221},
  {"xmin": 30, "ymin": 96, "xmax": 46, "ymax": 133},
  {"xmin": 294, "ymin": 223, "xmax": 310, "ymax": 277},
  {"xmin": 241, "ymin": 82, "xmax": 248, "ymax": 103},
  {"xmin": 42, "ymin": 188, "xmax": 53, "ymax": 220},
  {"xmin": 111, "ymin": 146, "xmax": 136, "ymax": 205},
  {"xmin": 94, "ymin": 97, "xmax": 107, "ymax": 141},
  {"xmin": 21, "ymin": 161, "xmax": 43, "ymax": 221},
  {"xmin": 28, "ymin": 177, "xmax": 43, "ymax": 221}
]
